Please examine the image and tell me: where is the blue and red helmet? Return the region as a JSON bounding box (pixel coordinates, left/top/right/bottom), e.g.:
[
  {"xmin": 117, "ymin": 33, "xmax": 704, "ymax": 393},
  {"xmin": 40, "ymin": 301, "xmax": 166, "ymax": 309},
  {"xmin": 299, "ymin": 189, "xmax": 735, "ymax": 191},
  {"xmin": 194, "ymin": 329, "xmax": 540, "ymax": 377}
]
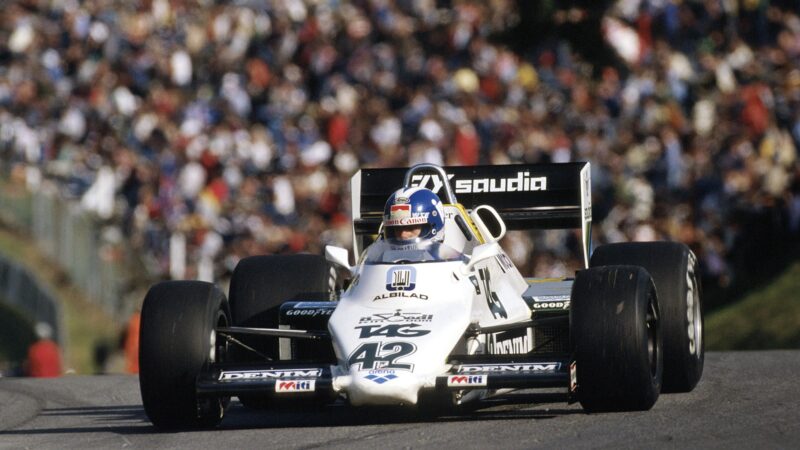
[{"xmin": 382, "ymin": 187, "xmax": 445, "ymax": 244}]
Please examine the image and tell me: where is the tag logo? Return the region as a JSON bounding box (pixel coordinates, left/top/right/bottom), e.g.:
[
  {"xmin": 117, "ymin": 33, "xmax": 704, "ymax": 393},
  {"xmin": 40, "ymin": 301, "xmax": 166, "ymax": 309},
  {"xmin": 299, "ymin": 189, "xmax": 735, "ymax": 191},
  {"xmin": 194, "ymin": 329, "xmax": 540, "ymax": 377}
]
[
  {"xmin": 355, "ymin": 323, "xmax": 431, "ymax": 338},
  {"xmin": 386, "ymin": 266, "xmax": 416, "ymax": 291}
]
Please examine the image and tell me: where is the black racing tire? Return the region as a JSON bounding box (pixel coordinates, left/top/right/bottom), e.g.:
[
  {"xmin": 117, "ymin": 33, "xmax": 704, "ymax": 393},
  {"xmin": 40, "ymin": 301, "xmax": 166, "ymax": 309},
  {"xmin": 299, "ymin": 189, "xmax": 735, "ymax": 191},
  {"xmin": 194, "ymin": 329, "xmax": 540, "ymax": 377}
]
[
  {"xmin": 590, "ymin": 242, "xmax": 703, "ymax": 393},
  {"xmin": 228, "ymin": 254, "xmax": 333, "ymax": 408},
  {"xmin": 139, "ymin": 281, "xmax": 231, "ymax": 430},
  {"xmin": 571, "ymin": 265, "xmax": 662, "ymax": 412},
  {"xmin": 229, "ymin": 254, "xmax": 333, "ymax": 355}
]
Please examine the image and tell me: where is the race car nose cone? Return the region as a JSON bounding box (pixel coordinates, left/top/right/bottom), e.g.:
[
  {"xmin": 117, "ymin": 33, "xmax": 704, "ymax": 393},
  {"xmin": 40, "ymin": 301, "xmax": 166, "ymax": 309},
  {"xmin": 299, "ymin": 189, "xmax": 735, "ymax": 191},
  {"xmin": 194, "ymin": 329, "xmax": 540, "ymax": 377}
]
[{"xmin": 345, "ymin": 369, "xmax": 422, "ymax": 406}]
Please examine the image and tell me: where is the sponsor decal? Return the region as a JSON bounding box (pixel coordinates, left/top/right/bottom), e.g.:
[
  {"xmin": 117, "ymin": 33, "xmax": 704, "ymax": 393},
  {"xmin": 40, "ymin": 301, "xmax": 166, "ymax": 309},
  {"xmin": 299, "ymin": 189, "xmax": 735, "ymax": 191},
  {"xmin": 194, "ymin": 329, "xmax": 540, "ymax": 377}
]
[
  {"xmin": 386, "ymin": 203, "xmax": 430, "ymax": 226},
  {"xmin": 219, "ymin": 369, "xmax": 322, "ymax": 381},
  {"xmin": 447, "ymin": 375, "xmax": 487, "ymax": 387},
  {"xmin": 532, "ymin": 295, "xmax": 571, "ymax": 303},
  {"xmin": 359, "ymin": 310, "xmax": 433, "ymax": 324},
  {"xmin": 495, "ymin": 253, "xmax": 514, "ymax": 272},
  {"xmin": 581, "ymin": 167, "xmax": 592, "ymax": 220},
  {"xmin": 385, "ymin": 216, "xmax": 428, "ymax": 226},
  {"xmin": 489, "ymin": 328, "xmax": 532, "ymax": 355},
  {"xmin": 386, "ymin": 266, "xmax": 416, "ymax": 291},
  {"xmin": 373, "ymin": 292, "xmax": 429, "ymax": 301},
  {"xmin": 284, "ymin": 302, "xmax": 336, "ymax": 317},
  {"xmin": 457, "ymin": 363, "xmax": 561, "ymax": 373},
  {"xmin": 531, "ymin": 301, "xmax": 570, "ymax": 310},
  {"xmin": 390, "ymin": 203, "xmax": 411, "ymax": 219},
  {"xmin": 355, "ymin": 323, "xmax": 431, "ymax": 338},
  {"xmin": 348, "ymin": 341, "xmax": 416, "ymax": 370},
  {"xmin": 410, "ymin": 172, "xmax": 547, "ymax": 194},
  {"xmin": 364, "ymin": 369, "xmax": 399, "ymax": 384},
  {"xmin": 293, "ymin": 302, "xmax": 335, "ymax": 308},
  {"xmin": 468, "ymin": 275, "xmax": 481, "ymax": 295},
  {"xmin": 479, "ymin": 267, "xmax": 507, "ymax": 319},
  {"xmin": 285, "ymin": 308, "xmax": 335, "ymax": 317},
  {"xmin": 687, "ymin": 252, "xmax": 699, "ymax": 356},
  {"xmin": 275, "ymin": 380, "xmax": 316, "ymax": 393},
  {"xmin": 409, "ymin": 174, "xmax": 453, "ymax": 194}
]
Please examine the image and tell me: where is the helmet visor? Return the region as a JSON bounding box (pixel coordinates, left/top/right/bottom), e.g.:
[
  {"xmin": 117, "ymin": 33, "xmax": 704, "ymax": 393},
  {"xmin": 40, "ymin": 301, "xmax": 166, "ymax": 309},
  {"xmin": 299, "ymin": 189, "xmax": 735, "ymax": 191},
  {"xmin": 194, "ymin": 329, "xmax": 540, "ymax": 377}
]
[{"xmin": 385, "ymin": 224, "xmax": 432, "ymax": 244}]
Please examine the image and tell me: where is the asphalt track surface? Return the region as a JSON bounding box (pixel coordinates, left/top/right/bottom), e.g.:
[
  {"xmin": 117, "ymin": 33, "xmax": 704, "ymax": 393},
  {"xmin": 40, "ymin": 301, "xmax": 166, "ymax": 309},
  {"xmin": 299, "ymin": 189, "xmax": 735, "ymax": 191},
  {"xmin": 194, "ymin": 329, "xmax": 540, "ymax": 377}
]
[{"xmin": 0, "ymin": 351, "xmax": 797, "ymax": 449}]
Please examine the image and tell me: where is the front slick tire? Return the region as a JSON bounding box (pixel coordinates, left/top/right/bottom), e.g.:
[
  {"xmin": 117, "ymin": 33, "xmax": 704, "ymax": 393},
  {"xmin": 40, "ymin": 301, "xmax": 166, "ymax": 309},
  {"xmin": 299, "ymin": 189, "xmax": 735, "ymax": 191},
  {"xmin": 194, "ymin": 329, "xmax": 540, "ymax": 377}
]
[
  {"xmin": 571, "ymin": 265, "xmax": 662, "ymax": 412},
  {"xmin": 139, "ymin": 281, "xmax": 230, "ymax": 430}
]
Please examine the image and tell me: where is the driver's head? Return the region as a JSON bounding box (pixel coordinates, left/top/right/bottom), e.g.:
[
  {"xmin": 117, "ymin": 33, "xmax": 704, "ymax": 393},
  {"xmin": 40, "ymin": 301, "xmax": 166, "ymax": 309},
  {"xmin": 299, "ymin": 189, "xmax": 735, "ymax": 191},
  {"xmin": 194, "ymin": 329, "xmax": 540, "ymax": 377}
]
[{"xmin": 382, "ymin": 187, "xmax": 445, "ymax": 245}]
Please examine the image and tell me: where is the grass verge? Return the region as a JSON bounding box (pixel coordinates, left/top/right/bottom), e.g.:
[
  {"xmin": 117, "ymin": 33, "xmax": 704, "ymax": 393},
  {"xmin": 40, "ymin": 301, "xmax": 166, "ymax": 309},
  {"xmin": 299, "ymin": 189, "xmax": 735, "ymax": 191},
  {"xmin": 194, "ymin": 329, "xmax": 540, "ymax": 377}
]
[
  {"xmin": 0, "ymin": 226, "xmax": 122, "ymax": 374},
  {"xmin": 706, "ymin": 261, "xmax": 800, "ymax": 350}
]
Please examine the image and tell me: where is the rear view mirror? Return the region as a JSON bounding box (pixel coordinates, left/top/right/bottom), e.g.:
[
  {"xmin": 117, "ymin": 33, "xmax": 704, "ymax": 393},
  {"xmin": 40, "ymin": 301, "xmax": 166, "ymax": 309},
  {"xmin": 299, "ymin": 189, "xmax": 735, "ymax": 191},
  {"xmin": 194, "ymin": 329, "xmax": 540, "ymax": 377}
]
[
  {"xmin": 325, "ymin": 245, "xmax": 354, "ymax": 275},
  {"xmin": 469, "ymin": 205, "xmax": 506, "ymax": 243}
]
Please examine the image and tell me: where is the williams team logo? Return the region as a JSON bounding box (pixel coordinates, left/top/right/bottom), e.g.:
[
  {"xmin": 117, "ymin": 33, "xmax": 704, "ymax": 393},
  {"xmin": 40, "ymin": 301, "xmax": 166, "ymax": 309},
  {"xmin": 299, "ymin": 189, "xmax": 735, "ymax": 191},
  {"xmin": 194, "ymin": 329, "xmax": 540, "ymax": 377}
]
[{"xmin": 386, "ymin": 266, "xmax": 416, "ymax": 291}]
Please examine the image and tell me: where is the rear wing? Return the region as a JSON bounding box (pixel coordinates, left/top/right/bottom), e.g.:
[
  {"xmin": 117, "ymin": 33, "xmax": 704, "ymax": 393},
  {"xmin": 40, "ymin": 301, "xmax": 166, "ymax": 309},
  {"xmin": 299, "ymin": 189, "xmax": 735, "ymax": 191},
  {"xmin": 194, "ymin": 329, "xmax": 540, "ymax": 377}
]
[{"xmin": 350, "ymin": 162, "xmax": 592, "ymax": 267}]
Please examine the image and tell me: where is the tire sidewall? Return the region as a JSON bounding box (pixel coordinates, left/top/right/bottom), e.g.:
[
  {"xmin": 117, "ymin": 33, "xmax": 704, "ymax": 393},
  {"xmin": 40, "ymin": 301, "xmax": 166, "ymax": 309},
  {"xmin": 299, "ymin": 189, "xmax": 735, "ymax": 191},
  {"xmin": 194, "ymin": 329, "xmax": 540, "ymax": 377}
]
[
  {"xmin": 139, "ymin": 281, "xmax": 229, "ymax": 429},
  {"xmin": 590, "ymin": 242, "xmax": 704, "ymax": 393},
  {"xmin": 571, "ymin": 266, "xmax": 662, "ymax": 412}
]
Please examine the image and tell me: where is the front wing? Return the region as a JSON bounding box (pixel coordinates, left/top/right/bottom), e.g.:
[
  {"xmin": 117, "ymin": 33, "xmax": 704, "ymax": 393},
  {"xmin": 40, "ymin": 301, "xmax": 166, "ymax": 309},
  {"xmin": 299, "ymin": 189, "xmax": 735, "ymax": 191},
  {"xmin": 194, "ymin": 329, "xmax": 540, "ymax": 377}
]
[{"xmin": 196, "ymin": 355, "xmax": 574, "ymax": 401}]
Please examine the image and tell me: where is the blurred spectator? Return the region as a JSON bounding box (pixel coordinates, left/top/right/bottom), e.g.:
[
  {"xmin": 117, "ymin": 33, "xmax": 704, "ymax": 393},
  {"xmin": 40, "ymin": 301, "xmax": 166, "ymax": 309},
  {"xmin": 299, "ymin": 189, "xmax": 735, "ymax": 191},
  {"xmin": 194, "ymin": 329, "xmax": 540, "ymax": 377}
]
[
  {"xmin": 26, "ymin": 322, "xmax": 62, "ymax": 378},
  {"xmin": 0, "ymin": 0, "xmax": 798, "ymax": 312},
  {"xmin": 124, "ymin": 311, "xmax": 140, "ymax": 374}
]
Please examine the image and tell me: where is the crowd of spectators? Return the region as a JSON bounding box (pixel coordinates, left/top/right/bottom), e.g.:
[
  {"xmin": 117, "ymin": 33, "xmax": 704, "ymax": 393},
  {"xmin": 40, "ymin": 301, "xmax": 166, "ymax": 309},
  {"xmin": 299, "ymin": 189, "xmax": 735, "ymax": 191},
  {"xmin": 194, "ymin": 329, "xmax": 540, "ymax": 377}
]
[{"xmin": 1, "ymin": 1, "xmax": 799, "ymax": 307}]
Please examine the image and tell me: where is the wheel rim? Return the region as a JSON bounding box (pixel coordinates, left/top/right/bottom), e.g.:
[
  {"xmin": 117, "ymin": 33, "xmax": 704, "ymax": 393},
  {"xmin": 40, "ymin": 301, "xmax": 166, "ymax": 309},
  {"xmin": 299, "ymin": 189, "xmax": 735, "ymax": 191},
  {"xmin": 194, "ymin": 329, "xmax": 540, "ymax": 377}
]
[
  {"xmin": 210, "ymin": 310, "xmax": 229, "ymax": 363},
  {"xmin": 646, "ymin": 290, "xmax": 659, "ymax": 378},
  {"xmin": 687, "ymin": 263, "xmax": 702, "ymax": 359},
  {"xmin": 199, "ymin": 309, "xmax": 230, "ymax": 422}
]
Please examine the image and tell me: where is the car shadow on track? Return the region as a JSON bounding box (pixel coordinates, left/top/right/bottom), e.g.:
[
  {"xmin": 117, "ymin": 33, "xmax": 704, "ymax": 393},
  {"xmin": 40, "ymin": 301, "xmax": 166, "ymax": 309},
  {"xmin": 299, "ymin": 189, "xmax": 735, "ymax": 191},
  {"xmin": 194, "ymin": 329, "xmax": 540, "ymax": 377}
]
[
  {"xmin": 222, "ymin": 391, "xmax": 585, "ymax": 430},
  {"xmin": 0, "ymin": 392, "xmax": 584, "ymax": 435},
  {"xmin": 0, "ymin": 405, "xmax": 154, "ymax": 435}
]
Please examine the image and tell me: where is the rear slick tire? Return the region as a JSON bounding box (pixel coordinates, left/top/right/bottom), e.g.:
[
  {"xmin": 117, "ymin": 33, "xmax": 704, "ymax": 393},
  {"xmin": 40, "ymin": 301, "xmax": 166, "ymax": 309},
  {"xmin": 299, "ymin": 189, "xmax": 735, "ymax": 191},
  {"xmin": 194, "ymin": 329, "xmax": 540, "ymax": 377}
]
[
  {"xmin": 228, "ymin": 254, "xmax": 333, "ymax": 408},
  {"xmin": 590, "ymin": 242, "xmax": 704, "ymax": 393},
  {"xmin": 139, "ymin": 281, "xmax": 230, "ymax": 430},
  {"xmin": 571, "ymin": 265, "xmax": 662, "ymax": 412}
]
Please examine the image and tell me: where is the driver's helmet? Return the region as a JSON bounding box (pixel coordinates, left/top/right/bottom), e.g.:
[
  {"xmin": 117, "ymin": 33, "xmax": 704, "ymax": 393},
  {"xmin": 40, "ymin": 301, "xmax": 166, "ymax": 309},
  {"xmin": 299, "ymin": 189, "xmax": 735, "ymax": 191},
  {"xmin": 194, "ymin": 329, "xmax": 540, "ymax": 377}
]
[{"xmin": 382, "ymin": 187, "xmax": 445, "ymax": 245}]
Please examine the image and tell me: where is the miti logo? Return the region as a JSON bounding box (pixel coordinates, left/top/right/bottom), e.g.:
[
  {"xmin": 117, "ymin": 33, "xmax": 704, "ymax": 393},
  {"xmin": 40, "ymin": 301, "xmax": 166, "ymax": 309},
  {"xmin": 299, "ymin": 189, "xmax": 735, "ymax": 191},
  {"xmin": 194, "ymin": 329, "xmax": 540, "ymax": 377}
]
[
  {"xmin": 447, "ymin": 375, "xmax": 487, "ymax": 387},
  {"xmin": 274, "ymin": 380, "xmax": 316, "ymax": 393}
]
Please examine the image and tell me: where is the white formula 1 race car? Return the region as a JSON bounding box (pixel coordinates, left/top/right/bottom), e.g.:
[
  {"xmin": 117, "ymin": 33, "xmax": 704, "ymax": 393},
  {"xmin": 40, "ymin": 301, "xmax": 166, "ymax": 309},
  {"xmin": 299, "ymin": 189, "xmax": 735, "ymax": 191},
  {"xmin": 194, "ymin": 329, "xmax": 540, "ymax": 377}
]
[{"xmin": 139, "ymin": 163, "xmax": 704, "ymax": 429}]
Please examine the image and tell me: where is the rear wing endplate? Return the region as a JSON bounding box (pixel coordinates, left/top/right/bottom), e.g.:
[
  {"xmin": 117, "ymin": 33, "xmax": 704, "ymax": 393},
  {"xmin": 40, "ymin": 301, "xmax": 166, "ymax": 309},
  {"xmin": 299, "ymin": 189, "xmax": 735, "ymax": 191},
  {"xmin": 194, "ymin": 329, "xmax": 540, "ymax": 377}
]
[{"xmin": 350, "ymin": 162, "xmax": 592, "ymax": 267}]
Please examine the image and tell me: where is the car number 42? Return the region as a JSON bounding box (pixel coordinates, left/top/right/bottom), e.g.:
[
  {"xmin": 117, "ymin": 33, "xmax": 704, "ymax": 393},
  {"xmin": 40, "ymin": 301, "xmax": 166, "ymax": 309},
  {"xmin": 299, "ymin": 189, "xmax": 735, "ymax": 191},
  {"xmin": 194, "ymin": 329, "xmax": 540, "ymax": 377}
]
[{"xmin": 347, "ymin": 342, "xmax": 416, "ymax": 370}]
